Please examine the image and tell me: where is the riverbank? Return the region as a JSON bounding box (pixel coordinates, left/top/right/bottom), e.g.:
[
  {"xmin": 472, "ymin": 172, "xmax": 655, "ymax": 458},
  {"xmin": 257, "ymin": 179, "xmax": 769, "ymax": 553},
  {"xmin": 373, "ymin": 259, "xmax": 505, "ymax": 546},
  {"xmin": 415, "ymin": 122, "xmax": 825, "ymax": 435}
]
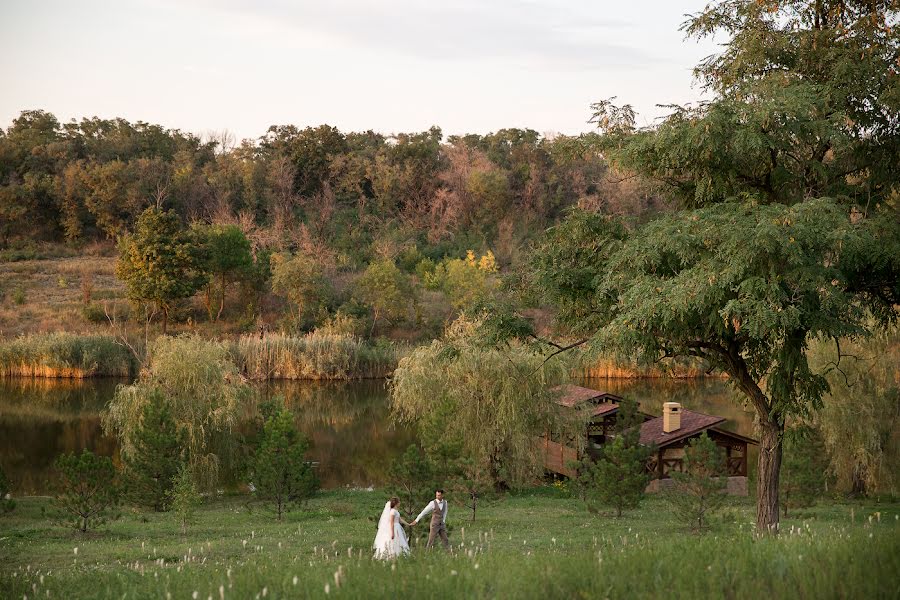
[{"xmin": 1, "ymin": 489, "xmax": 897, "ymax": 599}]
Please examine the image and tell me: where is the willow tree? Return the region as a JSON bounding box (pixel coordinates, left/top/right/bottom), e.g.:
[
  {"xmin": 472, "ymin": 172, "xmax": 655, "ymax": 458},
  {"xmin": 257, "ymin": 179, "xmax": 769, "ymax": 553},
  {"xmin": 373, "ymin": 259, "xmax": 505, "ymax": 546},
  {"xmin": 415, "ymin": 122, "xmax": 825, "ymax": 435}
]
[
  {"xmin": 390, "ymin": 318, "xmax": 579, "ymax": 490},
  {"xmin": 495, "ymin": 0, "xmax": 900, "ymax": 533},
  {"xmin": 103, "ymin": 335, "xmax": 248, "ymax": 489}
]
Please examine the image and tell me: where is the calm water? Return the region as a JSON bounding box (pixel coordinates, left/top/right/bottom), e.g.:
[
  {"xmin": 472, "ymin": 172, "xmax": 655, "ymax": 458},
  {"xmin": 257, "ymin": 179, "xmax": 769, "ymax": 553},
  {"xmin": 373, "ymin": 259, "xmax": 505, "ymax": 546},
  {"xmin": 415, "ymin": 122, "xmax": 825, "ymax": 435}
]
[{"xmin": 0, "ymin": 377, "xmax": 756, "ymax": 494}]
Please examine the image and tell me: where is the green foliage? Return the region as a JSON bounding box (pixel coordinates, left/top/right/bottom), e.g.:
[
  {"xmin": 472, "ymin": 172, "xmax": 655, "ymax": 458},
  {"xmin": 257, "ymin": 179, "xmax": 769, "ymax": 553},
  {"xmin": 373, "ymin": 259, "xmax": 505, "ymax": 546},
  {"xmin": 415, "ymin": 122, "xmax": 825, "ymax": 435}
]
[
  {"xmin": 270, "ymin": 252, "xmax": 332, "ymax": 328},
  {"xmin": 573, "ymin": 400, "xmax": 653, "ymax": 517},
  {"xmin": 0, "ymin": 332, "xmax": 134, "ymax": 377},
  {"xmin": 104, "ymin": 335, "xmax": 247, "ymax": 490},
  {"xmin": 388, "ymin": 445, "xmax": 438, "ymax": 519},
  {"xmin": 522, "ymin": 197, "xmax": 899, "ymax": 532},
  {"xmin": 116, "ymin": 207, "xmax": 207, "ymax": 333},
  {"xmin": 354, "ymin": 259, "xmax": 414, "ymax": 334},
  {"xmin": 53, "ymin": 449, "xmax": 120, "ymax": 533},
  {"xmin": 429, "ymin": 250, "xmax": 499, "ymax": 311},
  {"xmin": 666, "ymin": 434, "xmax": 727, "ymax": 531},
  {"xmin": 0, "ymin": 464, "xmax": 15, "ymax": 514},
  {"xmin": 391, "ymin": 317, "xmax": 579, "ymax": 490},
  {"xmin": 122, "ymin": 394, "xmax": 184, "ymax": 511},
  {"xmin": 810, "ymin": 330, "xmax": 900, "ymax": 496},
  {"xmin": 169, "ymin": 464, "xmax": 202, "ymax": 534},
  {"xmin": 780, "ymin": 425, "xmax": 830, "ymax": 515},
  {"xmin": 252, "ymin": 406, "xmax": 319, "ymax": 520},
  {"xmin": 197, "ymin": 224, "xmax": 254, "ymax": 321}
]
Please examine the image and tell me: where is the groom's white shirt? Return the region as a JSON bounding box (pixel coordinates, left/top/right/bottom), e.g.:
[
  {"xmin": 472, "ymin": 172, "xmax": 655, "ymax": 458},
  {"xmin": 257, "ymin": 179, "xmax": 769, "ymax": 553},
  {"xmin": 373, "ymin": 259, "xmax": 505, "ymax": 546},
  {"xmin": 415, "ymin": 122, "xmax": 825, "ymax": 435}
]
[{"xmin": 415, "ymin": 499, "xmax": 447, "ymax": 524}]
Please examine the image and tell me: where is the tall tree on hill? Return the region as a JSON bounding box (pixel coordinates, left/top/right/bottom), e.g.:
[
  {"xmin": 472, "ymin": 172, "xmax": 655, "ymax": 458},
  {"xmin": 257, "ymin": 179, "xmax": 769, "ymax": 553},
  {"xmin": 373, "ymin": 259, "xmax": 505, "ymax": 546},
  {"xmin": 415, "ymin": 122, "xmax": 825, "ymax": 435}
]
[
  {"xmin": 487, "ymin": 0, "xmax": 899, "ymax": 534},
  {"xmin": 116, "ymin": 207, "xmax": 207, "ymax": 334},
  {"xmin": 198, "ymin": 224, "xmax": 254, "ymax": 321}
]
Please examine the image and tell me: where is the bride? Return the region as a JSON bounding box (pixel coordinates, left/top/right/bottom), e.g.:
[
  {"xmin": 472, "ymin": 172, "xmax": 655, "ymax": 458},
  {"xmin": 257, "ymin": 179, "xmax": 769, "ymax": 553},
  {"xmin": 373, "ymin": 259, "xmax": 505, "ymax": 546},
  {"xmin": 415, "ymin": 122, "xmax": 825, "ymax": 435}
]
[{"xmin": 373, "ymin": 497, "xmax": 410, "ymax": 559}]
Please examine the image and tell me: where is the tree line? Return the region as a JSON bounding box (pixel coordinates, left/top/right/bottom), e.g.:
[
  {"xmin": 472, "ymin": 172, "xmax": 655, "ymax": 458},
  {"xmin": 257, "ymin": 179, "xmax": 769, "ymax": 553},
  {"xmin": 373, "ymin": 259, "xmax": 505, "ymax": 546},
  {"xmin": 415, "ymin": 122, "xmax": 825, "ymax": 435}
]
[{"xmin": 0, "ymin": 113, "xmax": 660, "ymax": 263}]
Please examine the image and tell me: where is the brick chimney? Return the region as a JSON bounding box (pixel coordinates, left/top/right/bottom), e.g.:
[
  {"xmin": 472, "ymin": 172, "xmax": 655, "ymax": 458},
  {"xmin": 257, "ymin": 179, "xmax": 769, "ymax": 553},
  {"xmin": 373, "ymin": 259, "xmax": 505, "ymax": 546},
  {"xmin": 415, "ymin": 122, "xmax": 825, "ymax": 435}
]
[{"xmin": 663, "ymin": 402, "xmax": 681, "ymax": 433}]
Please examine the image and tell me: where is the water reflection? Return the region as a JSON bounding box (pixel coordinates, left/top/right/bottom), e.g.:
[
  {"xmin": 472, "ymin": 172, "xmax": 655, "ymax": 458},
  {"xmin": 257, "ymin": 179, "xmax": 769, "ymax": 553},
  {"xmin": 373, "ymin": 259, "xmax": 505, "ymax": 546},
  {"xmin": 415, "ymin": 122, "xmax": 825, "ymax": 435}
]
[
  {"xmin": 0, "ymin": 378, "xmax": 413, "ymax": 493},
  {"xmin": 0, "ymin": 376, "xmax": 758, "ymax": 494}
]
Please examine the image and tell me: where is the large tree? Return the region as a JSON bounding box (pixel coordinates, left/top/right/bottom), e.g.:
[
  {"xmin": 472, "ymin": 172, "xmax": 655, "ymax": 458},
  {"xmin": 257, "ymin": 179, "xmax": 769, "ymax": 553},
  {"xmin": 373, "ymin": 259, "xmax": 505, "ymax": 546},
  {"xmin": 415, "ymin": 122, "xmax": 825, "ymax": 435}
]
[
  {"xmin": 390, "ymin": 317, "xmax": 579, "ymax": 490},
  {"xmin": 116, "ymin": 207, "xmax": 207, "ymax": 334},
  {"xmin": 497, "ymin": 0, "xmax": 899, "ymax": 534},
  {"xmin": 103, "ymin": 335, "xmax": 247, "ymax": 489}
]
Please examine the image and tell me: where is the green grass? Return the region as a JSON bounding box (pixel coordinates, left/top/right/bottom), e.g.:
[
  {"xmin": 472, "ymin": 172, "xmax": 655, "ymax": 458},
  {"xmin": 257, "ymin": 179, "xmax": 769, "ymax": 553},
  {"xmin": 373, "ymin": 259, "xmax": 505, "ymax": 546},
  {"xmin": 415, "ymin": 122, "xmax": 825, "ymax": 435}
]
[{"xmin": 1, "ymin": 490, "xmax": 897, "ymax": 599}]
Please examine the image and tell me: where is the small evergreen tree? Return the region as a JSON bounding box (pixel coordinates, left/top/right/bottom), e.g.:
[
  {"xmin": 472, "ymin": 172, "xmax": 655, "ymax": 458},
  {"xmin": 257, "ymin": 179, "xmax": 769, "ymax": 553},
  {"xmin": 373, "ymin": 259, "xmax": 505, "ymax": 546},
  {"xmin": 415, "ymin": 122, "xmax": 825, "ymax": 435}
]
[
  {"xmin": 169, "ymin": 464, "xmax": 202, "ymax": 534},
  {"xmin": 389, "ymin": 445, "xmax": 437, "ymax": 518},
  {"xmin": 666, "ymin": 433, "xmax": 727, "ymax": 531},
  {"xmin": 123, "ymin": 394, "xmax": 184, "ymax": 511},
  {"xmin": 780, "ymin": 425, "xmax": 829, "ymax": 516},
  {"xmin": 573, "ymin": 399, "xmax": 653, "ymax": 517},
  {"xmin": 0, "ymin": 464, "xmax": 15, "ymax": 514},
  {"xmin": 54, "ymin": 449, "xmax": 120, "ymax": 533},
  {"xmin": 252, "ymin": 407, "xmax": 319, "ymax": 520}
]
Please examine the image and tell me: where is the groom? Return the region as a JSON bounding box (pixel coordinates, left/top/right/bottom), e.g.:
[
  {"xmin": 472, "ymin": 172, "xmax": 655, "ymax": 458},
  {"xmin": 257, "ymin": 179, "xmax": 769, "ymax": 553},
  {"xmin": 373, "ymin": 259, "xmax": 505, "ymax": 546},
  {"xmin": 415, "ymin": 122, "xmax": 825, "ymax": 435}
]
[{"xmin": 412, "ymin": 488, "xmax": 449, "ymax": 549}]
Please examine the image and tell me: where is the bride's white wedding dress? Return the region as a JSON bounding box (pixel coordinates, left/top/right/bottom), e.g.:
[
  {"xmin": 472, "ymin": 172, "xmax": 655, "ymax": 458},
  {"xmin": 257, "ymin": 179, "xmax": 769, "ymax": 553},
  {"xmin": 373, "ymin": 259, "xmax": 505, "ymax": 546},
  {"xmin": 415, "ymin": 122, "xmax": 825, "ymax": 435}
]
[{"xmin": 373, "ymin": 502, "xmax": 410, "ymax": 559}]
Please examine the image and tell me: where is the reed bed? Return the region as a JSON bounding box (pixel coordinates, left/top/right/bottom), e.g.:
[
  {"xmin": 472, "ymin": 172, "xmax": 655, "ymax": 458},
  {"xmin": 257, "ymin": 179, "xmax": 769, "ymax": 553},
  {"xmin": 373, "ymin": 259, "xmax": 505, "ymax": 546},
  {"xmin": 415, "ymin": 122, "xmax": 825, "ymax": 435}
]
[
  {"xmin": 0, "ymin": 332, "xmax": 134, "ymax": 378},
  {"xmin": 233, "ymin": 331, "xmax": 398, "ymax": 380}
]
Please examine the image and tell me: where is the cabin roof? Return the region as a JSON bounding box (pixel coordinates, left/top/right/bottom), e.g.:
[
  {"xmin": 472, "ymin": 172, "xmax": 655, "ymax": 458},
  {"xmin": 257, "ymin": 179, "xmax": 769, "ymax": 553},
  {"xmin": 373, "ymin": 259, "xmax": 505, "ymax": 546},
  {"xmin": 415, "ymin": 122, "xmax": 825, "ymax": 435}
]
[
  {"xmin": 551, "ymin": 384, "xmax": 624, "ymax": 408},
  {"xmin": 590, "ymin": 403, "xmax": 620, "ymax": 417},
  {"xmin": 638, "ymin": 409, "xmax": 726, "ymax": 447}
]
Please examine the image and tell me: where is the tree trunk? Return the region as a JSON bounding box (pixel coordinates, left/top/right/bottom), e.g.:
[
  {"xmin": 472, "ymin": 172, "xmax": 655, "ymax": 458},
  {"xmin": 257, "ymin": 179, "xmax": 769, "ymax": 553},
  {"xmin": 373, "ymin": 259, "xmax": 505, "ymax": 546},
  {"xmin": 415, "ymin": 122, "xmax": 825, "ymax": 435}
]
[
  {"xmin": 756, "ymin": 416, "xmax": 783, "ymax": 534},
  {"xmin": 161, "ymin": 307, "xmax": 169, "ymax": 335},
  {"xmin": 217, "ymin": 273, "xmax": 226, "ymax": 321},
  {"xmin": 723, "ymin": 344, "xmax": 784, "ymax": 534}
]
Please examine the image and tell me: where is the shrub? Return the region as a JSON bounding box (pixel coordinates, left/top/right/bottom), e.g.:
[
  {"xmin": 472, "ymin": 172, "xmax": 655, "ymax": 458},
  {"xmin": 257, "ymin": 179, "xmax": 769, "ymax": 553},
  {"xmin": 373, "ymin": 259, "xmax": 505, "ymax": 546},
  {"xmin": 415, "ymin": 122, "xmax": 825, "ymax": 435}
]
[
  {"xmin": 169, "ymin": 464, "xmax": 202, "ymax": 534},
  {"xmin": 665, "ymin": 433, "xmax": 727, "ymax": 531},
  {"xmin": 81, "ymin": 303, "xmax": 108, "ymax": 324},
  {"xmin": 12, "ymin": 286, "xmax": 26, "ymax": 305},
  {"xmin": 53, "ymin": 449, "xmax": 120, "ymax": 532},
  {"xmin": 252, "ymin": 406, "xmax": 318, "ymax": 520}
]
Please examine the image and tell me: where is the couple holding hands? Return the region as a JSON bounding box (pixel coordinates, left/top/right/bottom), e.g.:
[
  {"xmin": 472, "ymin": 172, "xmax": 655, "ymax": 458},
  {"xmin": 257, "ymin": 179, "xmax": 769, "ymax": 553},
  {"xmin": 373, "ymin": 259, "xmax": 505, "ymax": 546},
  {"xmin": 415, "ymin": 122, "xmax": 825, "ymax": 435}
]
[{"xmin": 373, "ymin": 489, "xmax": 449, "ymax": 559}]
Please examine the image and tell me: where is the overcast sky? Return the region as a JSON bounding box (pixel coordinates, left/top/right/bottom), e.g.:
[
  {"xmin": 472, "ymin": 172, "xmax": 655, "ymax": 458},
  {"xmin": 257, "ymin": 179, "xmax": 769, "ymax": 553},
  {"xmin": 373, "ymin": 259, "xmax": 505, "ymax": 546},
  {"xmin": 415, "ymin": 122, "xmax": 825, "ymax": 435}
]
[{"xmin": 1, "ymin": 0, "xmax": 722, "ymax": 141}]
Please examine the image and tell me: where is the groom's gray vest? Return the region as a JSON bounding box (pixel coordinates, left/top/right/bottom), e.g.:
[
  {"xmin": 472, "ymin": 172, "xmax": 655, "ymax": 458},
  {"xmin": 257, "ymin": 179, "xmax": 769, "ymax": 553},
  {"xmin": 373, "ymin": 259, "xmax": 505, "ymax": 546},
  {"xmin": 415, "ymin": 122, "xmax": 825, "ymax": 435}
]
[{"xmin": 430, "ymin": 500, "xmax": 445, "ymax": 528}]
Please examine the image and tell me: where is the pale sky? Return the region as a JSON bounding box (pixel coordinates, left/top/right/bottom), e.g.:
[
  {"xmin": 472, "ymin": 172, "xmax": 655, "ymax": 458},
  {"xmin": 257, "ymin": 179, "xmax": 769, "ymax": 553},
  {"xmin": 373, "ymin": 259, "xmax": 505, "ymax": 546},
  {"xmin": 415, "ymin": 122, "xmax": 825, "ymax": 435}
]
[{"xmin": 0, "ymin": 0, "xmax": 721, "ymax": 142}]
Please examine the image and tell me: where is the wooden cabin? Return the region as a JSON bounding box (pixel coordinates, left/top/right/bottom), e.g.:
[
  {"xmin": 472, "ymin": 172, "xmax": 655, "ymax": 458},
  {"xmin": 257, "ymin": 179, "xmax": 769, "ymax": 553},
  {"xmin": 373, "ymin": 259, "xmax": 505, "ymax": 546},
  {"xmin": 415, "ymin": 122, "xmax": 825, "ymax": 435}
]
[
  {"xmin": 541, "ymin": 385, "xmax": 625, "ymax": 478},
  {"xmin": 540, "ymin": 390, "xmax": 756, "ymax": 495},
  {"xmin": 638, "ymin": 403, "xmax": 756, "ymax": 495}
]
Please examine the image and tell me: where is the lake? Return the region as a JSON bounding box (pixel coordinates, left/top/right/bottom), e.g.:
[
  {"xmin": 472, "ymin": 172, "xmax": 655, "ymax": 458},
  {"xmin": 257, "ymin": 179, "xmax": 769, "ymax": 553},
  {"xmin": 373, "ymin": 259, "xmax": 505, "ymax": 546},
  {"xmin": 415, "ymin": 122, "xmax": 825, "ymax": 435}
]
[{"xmin": 0, "ymin": 377, "xmax": 756, "ymax": 494}]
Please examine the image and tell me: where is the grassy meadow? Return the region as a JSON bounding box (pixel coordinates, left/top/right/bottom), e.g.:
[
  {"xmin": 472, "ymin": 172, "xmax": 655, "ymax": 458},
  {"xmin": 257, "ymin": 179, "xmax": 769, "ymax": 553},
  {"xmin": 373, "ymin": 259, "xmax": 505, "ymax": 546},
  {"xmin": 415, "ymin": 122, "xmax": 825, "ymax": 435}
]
[{"xmin": 1, "ymin": 489, "xmax": 898, "ymax": 599}]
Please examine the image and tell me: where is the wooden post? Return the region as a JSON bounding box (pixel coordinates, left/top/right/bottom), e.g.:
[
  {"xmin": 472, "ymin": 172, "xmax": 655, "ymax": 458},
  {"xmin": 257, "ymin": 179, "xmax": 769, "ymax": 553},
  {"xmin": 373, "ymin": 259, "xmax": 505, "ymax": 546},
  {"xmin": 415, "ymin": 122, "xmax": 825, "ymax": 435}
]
[{"xmin": 657, "ymin": 449, "xmax": 664, "ymax": 479}]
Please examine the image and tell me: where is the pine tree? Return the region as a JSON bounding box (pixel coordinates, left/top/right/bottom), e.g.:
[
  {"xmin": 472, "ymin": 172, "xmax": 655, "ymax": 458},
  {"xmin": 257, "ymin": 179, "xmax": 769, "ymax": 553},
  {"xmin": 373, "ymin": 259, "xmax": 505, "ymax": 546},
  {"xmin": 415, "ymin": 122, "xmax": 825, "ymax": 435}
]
[
  {"xmin": 169, "ymin": 464, "xmax": 202, "ymax": 534},
  {"xmin": 574, "ymin": 401, "xmax": 653, "ymax": 517},
  {"xmin": 389, "ymin": 445, "xmax": 436, "ymax": 518},
  {"xmin": 252, "ymin": 407, "xmax": 319, "ymax": 520},
  {"xmin": 666, "ymin": 434, "xmax": 727, "ymax": 531},
  {"xmin": 122, "ymin": 394, "xmax": 184, "ymax": 511},
  {"xmin": 53, "ymin": 449, "xmax": 120, "ymax": 533}
]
